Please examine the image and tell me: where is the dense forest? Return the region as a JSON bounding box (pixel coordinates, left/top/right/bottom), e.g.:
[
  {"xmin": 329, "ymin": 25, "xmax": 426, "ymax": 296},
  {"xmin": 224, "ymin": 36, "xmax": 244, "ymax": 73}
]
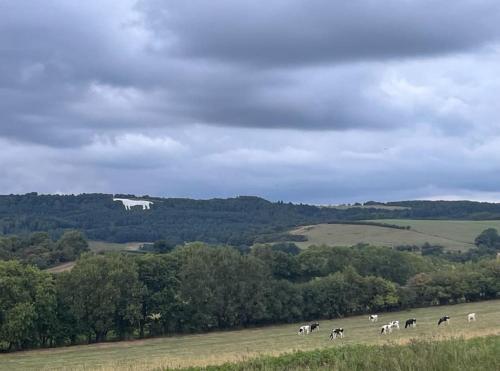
[
  {"xmin": 1, "ymin": 230, "xmax": 499, "ymax": 351},
  {"xmin": 2, "ymin": 193, "xmax": 500, "ymax": 244}
]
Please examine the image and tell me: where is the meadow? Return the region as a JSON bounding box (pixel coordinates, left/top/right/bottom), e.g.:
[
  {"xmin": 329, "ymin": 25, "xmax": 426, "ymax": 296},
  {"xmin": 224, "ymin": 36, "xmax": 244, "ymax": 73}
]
[
  {"xmin": 87, "ymin": 241, "xmax": 145, "ymax": 253},
  {"xmin": 1, "ymin": 300, "xmax": 498, "ymax": 370},
  {"xmin": 45, "ymin": 241, "xmax": 145, "ymax": 273},
  {"xmin": 289, "ymin": 219, "xmax": 500, "ymax": 250},
  {"xmin": 202, "ymin": 336, "xmax": 500, "ymax": 371}
]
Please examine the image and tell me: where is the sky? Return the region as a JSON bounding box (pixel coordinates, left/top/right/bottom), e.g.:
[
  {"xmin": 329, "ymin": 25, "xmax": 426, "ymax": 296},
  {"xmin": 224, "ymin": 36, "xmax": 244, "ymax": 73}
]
[{"xmin": 2, "ymin": 0, "xmax": 500, "ymax": 204}]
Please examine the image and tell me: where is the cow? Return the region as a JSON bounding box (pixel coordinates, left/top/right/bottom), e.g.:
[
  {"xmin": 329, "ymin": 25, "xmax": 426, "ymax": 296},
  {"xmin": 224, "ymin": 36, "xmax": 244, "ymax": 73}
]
[
  {"xmin": 389, "ymin": 320, "xmax": 400, "ymax": 330},
  {"xmin": 310, "ymin": 322, "xmax": 320, "ymax": 332},
  {"xmin": 438, "ymin": 316, "xmax": 450, "ymax": 326},
  {"xmin": 381, "ymin": 324, "xmax": 392, "ymax": 334},
  {"xmin": 405, "ymin": 318, "xmax": 417, "ymax": 328},
  {"xmin": 298, "ymin": 325, "xmax": 311, "ymax": 335},
  {"xmin": 329, "ymin": 328, "xmax": 344, "ymax": 340},
  {"xmin": 369, "ymin": 314, "xmax": 379, "ymax": 322},
  {"xmin": 467, "ymin": 313, "xmax": 476, "ymax": 322}
]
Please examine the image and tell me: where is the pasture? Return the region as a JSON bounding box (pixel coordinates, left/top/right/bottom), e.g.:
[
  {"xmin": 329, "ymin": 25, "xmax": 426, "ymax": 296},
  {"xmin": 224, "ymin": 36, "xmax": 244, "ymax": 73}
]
[
  {"xmin": 0, "ymin": 300, "xmax": 498, "ymax": 370},
  {"xmin": 289, "ymin": 219, "xmax": 500, "ymax": 250},
  {"xmin": 205, "ymin": 336, "xmax": 500, "ymax": 371},
  {"xmin": 88, "ymin": 241, "xmax": 146, "ymax": 253},
  {"xmin": 373, "ymin": 219, "xmax": 500, "ymax": 247},
  {"xmin": 45, "ymin": 241, "xmax": 146, "ymax": 273}
]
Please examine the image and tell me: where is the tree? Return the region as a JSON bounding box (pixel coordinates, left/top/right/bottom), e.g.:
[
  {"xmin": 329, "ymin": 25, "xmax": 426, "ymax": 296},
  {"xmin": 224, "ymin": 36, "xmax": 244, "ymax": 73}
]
[
  {"xmin": 475, "ymin": 228, "xmax": 500, "ymax": 250},
  {"xmin": 136, "ymin": 254, "xmax": 179, "ymax": 337},
  {"xmin": 61, "ymin": 254, "xmax": 142, "ymax": 342},
  {"xmin": 0, "ymin": 261, "xmax": 57, "ymax": 350}
]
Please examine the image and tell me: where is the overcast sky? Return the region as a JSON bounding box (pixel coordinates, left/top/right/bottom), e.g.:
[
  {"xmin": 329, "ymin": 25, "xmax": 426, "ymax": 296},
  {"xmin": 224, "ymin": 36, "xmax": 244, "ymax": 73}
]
[{"xmin": 2, "ymin": 0, "xmax": 500, "ymax": 204}]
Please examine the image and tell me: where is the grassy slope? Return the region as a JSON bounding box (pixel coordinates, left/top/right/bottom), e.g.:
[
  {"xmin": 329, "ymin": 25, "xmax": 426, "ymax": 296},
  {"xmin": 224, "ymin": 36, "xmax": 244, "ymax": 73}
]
[
  {"xmin": 87, "ymin": 241, "xmax": 145, "ymax": 253},
  {"xmin": 199, "ymin": 336, "xmax": 500, "ymax": 371},
  {"xmin": 289, "ymin": 220, "xmax": 500, "ymax": 251},
  {"xmin": 1, "ymin": 300, "xmax": 499, "ymax": 371},
  {"xmin": 374, "ymin": 219, "xmax": 500, "ymax": 246},
  {"xmin": 44, "ymin": 241, "xmax": 146, "ymax": 273}
]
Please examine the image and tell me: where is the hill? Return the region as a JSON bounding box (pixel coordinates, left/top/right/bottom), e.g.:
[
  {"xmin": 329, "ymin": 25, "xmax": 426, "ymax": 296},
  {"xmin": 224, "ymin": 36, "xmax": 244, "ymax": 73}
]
[
  {"xmin": 0, "ymin": 299, "xmax": 498, "ymax": 370},
  {"xmin": 2, "ymin": 193, "xmax": 500, "ymax": 244},
  {"xmin": 288, "ymin": 220, "xmax": 500, "ymax": 251}
]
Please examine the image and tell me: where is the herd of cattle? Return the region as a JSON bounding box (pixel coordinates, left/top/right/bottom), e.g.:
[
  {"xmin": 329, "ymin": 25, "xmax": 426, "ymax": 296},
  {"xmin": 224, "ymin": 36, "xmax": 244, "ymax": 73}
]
[{"xmin": 298, "ymin": 312, "xmax": 477, "ymax": 339}]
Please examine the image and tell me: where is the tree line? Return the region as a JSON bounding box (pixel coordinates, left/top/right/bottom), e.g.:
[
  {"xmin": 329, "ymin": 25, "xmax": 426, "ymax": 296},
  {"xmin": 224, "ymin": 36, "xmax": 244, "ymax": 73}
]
[{"xmin": 1, "ymin": 240, "xmax": 499, "ymax": 351}]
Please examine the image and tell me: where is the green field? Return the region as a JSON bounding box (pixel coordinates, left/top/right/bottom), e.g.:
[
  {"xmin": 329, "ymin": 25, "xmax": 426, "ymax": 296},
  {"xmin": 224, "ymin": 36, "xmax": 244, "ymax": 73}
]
[
  {"xmin": 374, "ymin": 219, "xmax": 500, "ymax": 246},
  {"xmin": 45, "ymin": 241, "xmax": 146, "ymax": 273},
  {"xmin": 88, "ymin": 241, "xmax": 146, "ymax": 253},
  {"xmin": 289, "ymin": 219, "xmax": 500, "ymax": 251},
  {"xmin": 1, "ymin": 300, "xmax": 498, "ymax": 371}
]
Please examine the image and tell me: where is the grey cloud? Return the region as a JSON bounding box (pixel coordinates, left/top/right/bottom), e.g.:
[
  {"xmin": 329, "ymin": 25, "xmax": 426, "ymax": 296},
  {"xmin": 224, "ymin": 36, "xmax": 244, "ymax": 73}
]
[
  {"xmin": 1, "ymin": 0, "xmax": 497, "ymax": 147},
  {"xmin": 141, "ymin": 0, "xmax": 500, "ymax": 67},
  {"xmin": 1, "ymin": 1, "xmax": 500, "ymax": 203}
]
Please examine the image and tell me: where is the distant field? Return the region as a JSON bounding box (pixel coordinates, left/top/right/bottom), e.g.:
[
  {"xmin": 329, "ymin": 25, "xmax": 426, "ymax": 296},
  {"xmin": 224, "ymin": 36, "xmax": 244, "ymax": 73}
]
[
  {"xmin": 289, "ymin": 220, "xmax": 500, "ymax": 250},
  {"xmin": 373, "ymin": 219, "xmax": 500, "ymax": 246},
  {"xmin": 88, "ymin": 241, "xmax": 145, "ymax": 253},
  {"xmin": 44, "ymin": 241, "xmax": 146, "ymax": 273},
  {"xmin": 0, "ymin": 300, "xmax": 498, "ymax": 370}
]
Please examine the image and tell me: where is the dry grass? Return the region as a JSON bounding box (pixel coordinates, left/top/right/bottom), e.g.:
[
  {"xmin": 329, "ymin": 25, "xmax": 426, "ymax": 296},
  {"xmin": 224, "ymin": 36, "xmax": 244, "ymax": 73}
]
[
  {"xmin": 44, "ymin": 241, "xmax": 146, "ymax": 273},
  {"xmin": 1, "ymin": 300, "xmax": 498, "ymax": 371},
  {"xmin": 372, "ymin": 219, "xmax": 500, "ymax": 246},
  {"xmin": 45, "ymin": 261, "xmax": 76, "ymax": 273},
  {"xmin": 88, "ymin": 241, "xmax": 146, "ymax": 253}
]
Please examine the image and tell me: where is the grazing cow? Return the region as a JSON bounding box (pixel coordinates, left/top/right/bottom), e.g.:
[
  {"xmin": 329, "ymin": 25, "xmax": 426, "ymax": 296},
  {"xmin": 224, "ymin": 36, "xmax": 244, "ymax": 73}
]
[
  {"xmin": 389, "ymin": 320, "xmax": 400, "ymax": 330},
  {"xmin": 405, "ymin": 318, "xmax": 417, "ymax": 328},
  {"xmin": 381, "ymin": 324, "xmax": 392, "ymax": 334},
  {"xmin": 438, "ymin": 316, "xmax": 450, "ymax": 326},
  {"xmin": 310, "ymin": 322, "xmax": 320, "ymax": 332},
  {"xmin": 329, "ymin": 328, "xmax": 344, "ymax": 340},
  {"xmin": 467, "ymin": 313, "xmax": 476, "ymax": 322},
  {"xmin": 298, "ymin": 325, "xmax": 311, "ymax": 335},
  {"xmin": 369, "ymin": 314, "xmax": 379, "ymax": 322}
]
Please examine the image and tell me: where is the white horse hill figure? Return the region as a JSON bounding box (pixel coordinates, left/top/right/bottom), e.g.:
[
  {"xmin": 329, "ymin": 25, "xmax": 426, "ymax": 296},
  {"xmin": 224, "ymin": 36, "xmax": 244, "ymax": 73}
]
[{"xmin": 113, "ymin": 198, "xmax": 154, "ymax": 210}]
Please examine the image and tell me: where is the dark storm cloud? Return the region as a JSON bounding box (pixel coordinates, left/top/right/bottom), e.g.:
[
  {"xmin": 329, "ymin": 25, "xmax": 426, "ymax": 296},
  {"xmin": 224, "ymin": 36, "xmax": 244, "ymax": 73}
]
[
  {"xmin": 141, "ymin": 0, "xmax": 500, "ymax": 67},
  {"xmin": 2, "ymin": 0, "xmax": 500, "ymax": 146}
]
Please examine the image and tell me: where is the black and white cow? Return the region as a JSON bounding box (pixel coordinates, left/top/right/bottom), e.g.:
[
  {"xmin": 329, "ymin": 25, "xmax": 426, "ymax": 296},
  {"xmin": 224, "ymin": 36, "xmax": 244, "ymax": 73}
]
[
  {"xmin": 369, "ymin": 314, "xmax": 379, "ymax": 322},
  {"xmin": 438, "ymin": 316, "xmax": 450, "ymax": 326},
  {"xmin": 405, "ymin": 318, "xmax": 417, "ymax": 328},
  {"xmin": 298, "ymin": 325, "xmax": 311, "ymax": 335},
  {"xmin": 389, "ymin": 320, "xmax": 400, "ymax": 330},
  {"xmin": 310, "ymin": 322, "xmax": 320, "ymax": 332},
  {"xmin": 329, "ymin": 328, "xmax": 344, "ymax": 340},
  {"xmin": 380, "ymin": 324, "xmax": 392, "ymax": 334}
]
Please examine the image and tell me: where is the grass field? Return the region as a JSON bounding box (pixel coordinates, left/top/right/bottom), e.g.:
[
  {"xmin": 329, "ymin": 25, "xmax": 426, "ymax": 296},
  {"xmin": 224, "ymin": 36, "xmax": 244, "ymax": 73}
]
[
  {"xmin": 45, "ymin": 241, "xmax": 146, "ymax": 273},
  {"xmin": 88, "ymin": 241, "xmax": 146, "ymax": 253},
  {"xmin": 1, "ymin": 300, "xmax": 498, "ymax": 370},
  {"xmin": 373, "ymin": 219, "xmax": 500, "ymax": 247},
  {"xmin": 204, "ymin": 336, "xmax": 500, "ymax": 371},
  {"xmin": 289, "ymin": 219, "xmax": 500, "ymax": 250}
]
